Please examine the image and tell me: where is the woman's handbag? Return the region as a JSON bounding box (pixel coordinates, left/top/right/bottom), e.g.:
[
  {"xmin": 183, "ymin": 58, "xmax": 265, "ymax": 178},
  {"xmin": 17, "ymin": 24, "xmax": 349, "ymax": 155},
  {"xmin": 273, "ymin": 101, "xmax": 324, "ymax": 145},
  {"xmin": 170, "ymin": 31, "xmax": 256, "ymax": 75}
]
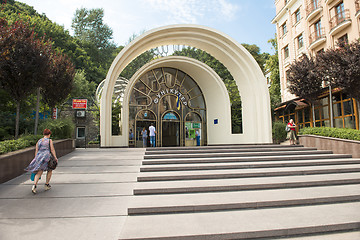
[{"xmin": 48, "ymin": 140, "xmax": 57, "ymax": 170}]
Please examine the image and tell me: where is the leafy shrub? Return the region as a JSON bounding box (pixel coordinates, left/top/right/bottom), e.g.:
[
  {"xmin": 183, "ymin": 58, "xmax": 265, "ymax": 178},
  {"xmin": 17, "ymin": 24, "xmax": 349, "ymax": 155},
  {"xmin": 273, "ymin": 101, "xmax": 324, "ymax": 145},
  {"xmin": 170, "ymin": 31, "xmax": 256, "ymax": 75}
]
[
  {"xmin": 88, "ymin": 140, "xmax": 99, "ymax": 144},
  {"xmin": 299, "ymin": 127, "xmax": 360, "ymax": 141},
  {"xmin": 0, "ymin": 138, "xmax": 30, "ymax": 155},
  {"xmin": 0, "ymin": 119, "xmax": 75, "ymax": 154},
  {"xmin": 39, "ymin": 118, "xmax": 74, "ymax": 139},
  {"xmin": 20, "ymin": 134, "xmax": 43, "ymax": 145},
  {"xmin": 272, "ymin": 121, "xmax": 287, "ymax": 143}
]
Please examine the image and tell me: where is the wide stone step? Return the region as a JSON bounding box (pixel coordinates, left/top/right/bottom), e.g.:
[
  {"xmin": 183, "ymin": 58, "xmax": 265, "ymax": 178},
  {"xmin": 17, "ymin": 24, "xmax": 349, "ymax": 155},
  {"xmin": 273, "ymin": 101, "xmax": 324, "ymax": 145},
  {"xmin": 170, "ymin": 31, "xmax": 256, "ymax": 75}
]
[
  {"xmin": 145, "ymin": 146, "xmax": 316, "ymax": 155},
  {"xmin": 138, "ymin": 164, "xmax": 360, "ymax": 181},
  {"xmin": 279, "ymin": 231, "xmax": 360, "ymax": 239},
  {"xmin": 134, "ymin": 172, "xmax": 360, "ymax": 195},
  {"xmin": 146, "ymin": 144, "xmax": 304, "ymax": 151},
  {"xmin": 142, "ymin": 154, "xmax": 353, "ymax": 165},
  {"xmin": 119, "ymin": 202, "xmax": 360, "ymax": 239},
  {"xmin": 140, "ymin": 158, "xmax": 360, "ymax": 172},
  {"xmin": 143, "ymin": 150, "xmax": 333, "ymax": 159},
  {"xmin": 128, "ymin": 184, "xmax": 360, "ymax": 215}
]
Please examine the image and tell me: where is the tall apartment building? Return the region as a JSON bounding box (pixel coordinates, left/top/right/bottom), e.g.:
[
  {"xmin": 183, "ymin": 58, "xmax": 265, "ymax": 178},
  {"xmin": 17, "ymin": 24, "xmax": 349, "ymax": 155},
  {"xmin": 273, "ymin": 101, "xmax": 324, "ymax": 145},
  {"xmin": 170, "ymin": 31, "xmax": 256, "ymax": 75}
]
[{"xmin": 272, "ymin": 0, "xmax": 360, "ymax": 130}]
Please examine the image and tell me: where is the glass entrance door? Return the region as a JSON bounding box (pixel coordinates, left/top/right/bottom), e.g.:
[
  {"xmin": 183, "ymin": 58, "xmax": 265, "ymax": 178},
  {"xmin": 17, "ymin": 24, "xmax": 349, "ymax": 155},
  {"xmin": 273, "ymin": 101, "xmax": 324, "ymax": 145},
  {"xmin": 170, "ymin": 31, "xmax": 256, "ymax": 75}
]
[
  {"xmin": 162, "ymin": 121, "xmax": 180, "ymax": 146},
  {"xmin": 162, "ymin": 111, "xmax": 180, "ymax": 147}
]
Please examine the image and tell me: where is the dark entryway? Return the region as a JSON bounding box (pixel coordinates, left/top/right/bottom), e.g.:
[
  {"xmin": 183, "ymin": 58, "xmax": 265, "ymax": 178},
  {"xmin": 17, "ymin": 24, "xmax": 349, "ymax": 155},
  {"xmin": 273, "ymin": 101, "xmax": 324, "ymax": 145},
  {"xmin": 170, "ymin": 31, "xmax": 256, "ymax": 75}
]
[{"xmin": 162, "ymin": 121, "xmax": 180, "ymax": 147}]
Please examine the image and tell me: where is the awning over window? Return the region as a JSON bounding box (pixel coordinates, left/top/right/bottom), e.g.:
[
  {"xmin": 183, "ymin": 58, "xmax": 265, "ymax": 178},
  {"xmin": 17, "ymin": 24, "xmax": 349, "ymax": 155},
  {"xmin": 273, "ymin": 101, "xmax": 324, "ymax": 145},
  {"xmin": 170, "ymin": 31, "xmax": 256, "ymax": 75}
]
[{"xmin": 274, "ymin": 99, "xmax": 309, "ymax": 112}]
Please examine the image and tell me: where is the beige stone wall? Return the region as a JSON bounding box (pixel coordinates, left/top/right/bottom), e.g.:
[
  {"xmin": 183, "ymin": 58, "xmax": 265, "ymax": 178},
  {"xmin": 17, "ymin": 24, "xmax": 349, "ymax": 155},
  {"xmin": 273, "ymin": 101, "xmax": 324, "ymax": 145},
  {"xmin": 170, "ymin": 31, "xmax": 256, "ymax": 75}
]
[{"xmin": 299, "ymin": 135, "xmax": 360, "ymax": 158}]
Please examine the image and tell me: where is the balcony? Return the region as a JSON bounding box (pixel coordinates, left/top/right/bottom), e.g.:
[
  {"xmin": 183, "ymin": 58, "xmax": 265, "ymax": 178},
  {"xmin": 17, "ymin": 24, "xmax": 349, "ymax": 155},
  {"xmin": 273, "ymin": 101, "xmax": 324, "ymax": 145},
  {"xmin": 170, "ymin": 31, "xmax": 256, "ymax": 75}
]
[
  {"xmin": 329, "ymin": 9, "xmax": 351, "ymax": 36},
  {"xmin": 356, "ymin": 0, "xmax": 360, "ymax": 17},
  {"xmin": 325, "ymin": 0, "xmax": 335, "ymax": 4},
  {"xmin": 306, "ymin": 0, "xmax": 323, "ymax": 21},
  {"xmin": 309, "ymin": 27, "xmax": 326, "ymax": 49}
]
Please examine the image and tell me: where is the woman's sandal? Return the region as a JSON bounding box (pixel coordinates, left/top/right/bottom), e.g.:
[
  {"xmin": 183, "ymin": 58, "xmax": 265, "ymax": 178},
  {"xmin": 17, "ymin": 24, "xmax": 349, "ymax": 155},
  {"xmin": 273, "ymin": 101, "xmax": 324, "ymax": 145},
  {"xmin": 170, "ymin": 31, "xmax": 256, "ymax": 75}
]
[{"xmin": 31, "ymin": 185, "xmax": 37, "ymax": 194}]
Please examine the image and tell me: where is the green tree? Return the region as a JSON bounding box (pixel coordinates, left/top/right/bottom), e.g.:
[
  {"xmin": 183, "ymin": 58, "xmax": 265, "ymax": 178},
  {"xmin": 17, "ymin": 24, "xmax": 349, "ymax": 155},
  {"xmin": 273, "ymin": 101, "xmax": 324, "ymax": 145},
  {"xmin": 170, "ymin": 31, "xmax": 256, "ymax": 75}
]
[
  {"xmin": 242, "ymin": 43, "xmax": 269, "ymax": 73},
  {"xmin": 112, "ymin": 99, "xmax": 121, "ymax": 135},
  {"xmin": 72, "ymin": 8, "xmax": 114, "ymax": 51},
  {"xmin": 266, "ymin": 37, "xmax": 281, "ymax": 112},
  {"xmin": 71, "ymin": 7, "xmax": 118, "ymax": 82},
  {"xmin": 70, "ymin": 70, "xmax": 97, "ymax": 100}
]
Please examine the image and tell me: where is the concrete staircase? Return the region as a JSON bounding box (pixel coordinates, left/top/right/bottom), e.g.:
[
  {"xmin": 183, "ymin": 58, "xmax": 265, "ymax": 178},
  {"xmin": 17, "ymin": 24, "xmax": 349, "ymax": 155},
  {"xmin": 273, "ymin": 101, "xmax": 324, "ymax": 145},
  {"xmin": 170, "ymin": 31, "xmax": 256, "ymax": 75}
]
[{"xmin": 119, "ymin": 144, "xmax": 360, "ymax": 240}]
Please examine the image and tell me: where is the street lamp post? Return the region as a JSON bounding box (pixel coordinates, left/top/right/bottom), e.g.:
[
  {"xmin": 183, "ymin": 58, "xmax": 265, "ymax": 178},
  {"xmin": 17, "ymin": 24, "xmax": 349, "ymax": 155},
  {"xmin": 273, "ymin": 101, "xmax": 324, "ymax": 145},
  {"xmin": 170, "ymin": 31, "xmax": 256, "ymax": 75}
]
[{"xmin": 328, "ymin": 79, "xmax": 334, "ymax": 128}]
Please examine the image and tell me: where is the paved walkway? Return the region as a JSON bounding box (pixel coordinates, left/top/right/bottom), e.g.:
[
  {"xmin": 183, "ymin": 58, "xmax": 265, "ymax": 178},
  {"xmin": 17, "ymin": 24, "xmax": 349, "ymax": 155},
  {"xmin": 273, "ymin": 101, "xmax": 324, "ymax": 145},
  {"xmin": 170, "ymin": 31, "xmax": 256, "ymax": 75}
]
[{"xmin": 0, "ymin": 148, "xmax": 144, "ymax": 240}]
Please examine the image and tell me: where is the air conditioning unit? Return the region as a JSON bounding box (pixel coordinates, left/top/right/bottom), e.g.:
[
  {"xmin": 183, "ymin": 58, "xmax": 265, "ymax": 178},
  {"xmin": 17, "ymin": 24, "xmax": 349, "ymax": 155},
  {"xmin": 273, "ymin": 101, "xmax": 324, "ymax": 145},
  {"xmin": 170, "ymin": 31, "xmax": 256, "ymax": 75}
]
[{"xmin": 76, "ymin": 110, "xmax": 86, "ymax": 118}]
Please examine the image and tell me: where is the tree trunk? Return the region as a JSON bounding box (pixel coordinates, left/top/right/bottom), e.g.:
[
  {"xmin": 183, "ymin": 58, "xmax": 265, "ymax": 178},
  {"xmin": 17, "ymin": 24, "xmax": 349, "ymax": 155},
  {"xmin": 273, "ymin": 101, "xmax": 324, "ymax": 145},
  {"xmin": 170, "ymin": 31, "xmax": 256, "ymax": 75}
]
[
  {"xmin": 15, "ymin": 101, "xmax": 20, "ymax": 139},
  {"xmin": 34, "ymin": 88, "xmax": 40, "ymax": 135}
]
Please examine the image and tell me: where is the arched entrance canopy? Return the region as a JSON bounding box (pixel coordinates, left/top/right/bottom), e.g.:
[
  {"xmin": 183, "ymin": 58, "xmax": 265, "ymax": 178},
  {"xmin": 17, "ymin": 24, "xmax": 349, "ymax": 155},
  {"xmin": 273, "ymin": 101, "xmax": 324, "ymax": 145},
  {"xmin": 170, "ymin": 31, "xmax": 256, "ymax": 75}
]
[{"xmin": 100, "ymin": 24, "xmax": 271, "ymax": 146}]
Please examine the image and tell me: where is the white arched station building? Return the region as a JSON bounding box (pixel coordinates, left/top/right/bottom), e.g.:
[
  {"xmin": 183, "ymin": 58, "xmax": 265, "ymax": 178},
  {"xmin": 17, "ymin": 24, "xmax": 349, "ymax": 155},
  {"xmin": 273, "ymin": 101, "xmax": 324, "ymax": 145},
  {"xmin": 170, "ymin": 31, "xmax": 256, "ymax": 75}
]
[{"xmin": 100, "ymin": 24, "xmax": 272, "ymax": 147}]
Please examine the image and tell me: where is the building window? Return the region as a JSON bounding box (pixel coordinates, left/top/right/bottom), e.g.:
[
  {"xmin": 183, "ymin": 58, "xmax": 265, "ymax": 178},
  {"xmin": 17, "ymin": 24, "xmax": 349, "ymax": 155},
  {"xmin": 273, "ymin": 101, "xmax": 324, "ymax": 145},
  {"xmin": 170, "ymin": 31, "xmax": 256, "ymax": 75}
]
[
  {"xmin": 77, "ymin": 127, "xmax": 85, "ymax": 139},
  {"xmin": 281, "ymin": 22, "xmax": 287, "ymax": 36},
  {"xmin": 284, "ymin": 45, "xmax": 289, "ymax": 59},
  {"xmin": 295, "ymin": 9, "xmax": 301, "ymax": 23},
  {"xmin": 312, "ymin": 0, "xmax": 319, "ymax": 9},
  {"xmin": 314, "ymin": 97, "xmax": 330, "ymax": 127},
  {"xmin": 338, "ymin": 34, "xmax": 348, "ymax": 44},
  {"xmin": 335, "ymin": 2, "xmax": 345, "ymax": 21},
  {"xmin": 333, "ymin": 92, "xmax": 357, "ymax": 129},
  {"xmin": 314, "ymin": 20, "xmax": 322, "ymax": 38},
  {"xmin": 297, "ymin": 34, "xmax": 304, "ymax": 49}
]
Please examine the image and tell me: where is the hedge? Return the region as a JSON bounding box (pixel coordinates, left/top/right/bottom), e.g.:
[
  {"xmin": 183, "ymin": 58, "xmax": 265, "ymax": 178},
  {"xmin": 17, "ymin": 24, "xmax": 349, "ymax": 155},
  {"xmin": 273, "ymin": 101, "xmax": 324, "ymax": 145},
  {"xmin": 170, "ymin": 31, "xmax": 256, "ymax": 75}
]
[
  {"xmin": 0, "ymin": 118, "xmax": 75, "ymax": 155},
  {"xmin": 0, "ymin": 134, "xmax": 43, "ymax": 155},
  {"xmin": 299, "ymin": 127, "xmax": 360, "ymax": 141},
  {"xmin": 272, "ymin": 121, "xmax": 288, "ymax": 143}
]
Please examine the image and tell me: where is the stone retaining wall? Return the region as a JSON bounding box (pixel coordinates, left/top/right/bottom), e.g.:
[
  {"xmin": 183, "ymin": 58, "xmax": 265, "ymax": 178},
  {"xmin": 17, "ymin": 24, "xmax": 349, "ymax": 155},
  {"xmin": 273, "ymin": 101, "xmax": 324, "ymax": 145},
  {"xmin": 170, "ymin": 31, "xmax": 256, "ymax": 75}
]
[
  {"xmin": 299, "ymin": 135, "xmax": 360, "ymax": 158},
  {"xmin": 0, "ymin": 139, "xmax": 75, "ymax": 183}
]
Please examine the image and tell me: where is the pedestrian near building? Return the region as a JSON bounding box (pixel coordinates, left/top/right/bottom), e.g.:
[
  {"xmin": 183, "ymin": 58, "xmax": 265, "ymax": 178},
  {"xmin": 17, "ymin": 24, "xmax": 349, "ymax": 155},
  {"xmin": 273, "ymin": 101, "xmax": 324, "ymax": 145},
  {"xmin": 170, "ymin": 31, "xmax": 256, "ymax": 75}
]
[
  {"xmin": 24, "ymin": 129, "xmax": 58, "ymax": 194},
  {"xmin": 129, "ymin": 129, "xmax": 134, "ymax": 140},
  {"xmin": 195, "ymin": 129, "xmax": 200, "ymax": 146},
  {"xmin": 141, "ymin": 127, "xmax": 148, "ymax": 147},
  {"xmin": 149, "ymin": 124, "xmax": 156, "ymax": 147},
  {"xmin": 287, "ymin": 119, "xmax": 297, "ymax": 145}
]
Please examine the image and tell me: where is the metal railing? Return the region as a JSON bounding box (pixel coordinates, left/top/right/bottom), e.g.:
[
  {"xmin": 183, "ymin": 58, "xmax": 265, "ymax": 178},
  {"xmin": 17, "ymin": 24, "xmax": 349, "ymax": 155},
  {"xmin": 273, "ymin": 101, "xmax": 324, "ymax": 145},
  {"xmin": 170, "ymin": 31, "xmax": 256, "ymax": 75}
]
[
  {"xmin": 306, "ymin": 0, "xmax": 322, "ymax": 18},
  {"xmin": 329, "ymin": 9, "xmax": 351, "ymax": 30},
  {"xmin": 309, "ymin": 27, "xmax": 325, "ymax": 45}
]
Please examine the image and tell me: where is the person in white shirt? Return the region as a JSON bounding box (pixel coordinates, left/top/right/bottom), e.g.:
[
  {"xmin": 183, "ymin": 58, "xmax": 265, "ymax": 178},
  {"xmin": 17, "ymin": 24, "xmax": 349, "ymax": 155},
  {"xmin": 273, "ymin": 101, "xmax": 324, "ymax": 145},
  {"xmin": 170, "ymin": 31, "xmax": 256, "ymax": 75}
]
[{"xmin": 149, "ymin": 124, "xmax": 156, "ymax": 147}]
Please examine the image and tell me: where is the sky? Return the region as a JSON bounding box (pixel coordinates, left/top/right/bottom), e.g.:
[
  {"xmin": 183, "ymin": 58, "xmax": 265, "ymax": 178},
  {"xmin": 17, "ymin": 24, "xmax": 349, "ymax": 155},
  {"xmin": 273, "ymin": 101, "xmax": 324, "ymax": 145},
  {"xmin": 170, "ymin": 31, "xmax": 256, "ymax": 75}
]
[{"xmin": 18, "ymin": 0, "xmax": 277, "ymax": 54}]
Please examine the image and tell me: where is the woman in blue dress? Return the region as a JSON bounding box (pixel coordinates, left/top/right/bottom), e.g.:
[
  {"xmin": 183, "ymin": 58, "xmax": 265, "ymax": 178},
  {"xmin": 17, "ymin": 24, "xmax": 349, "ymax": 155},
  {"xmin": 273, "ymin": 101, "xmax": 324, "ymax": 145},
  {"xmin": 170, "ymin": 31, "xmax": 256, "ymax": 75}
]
[{"xmin": 25, "ymin": 129, "xmax": 58, "ymax": 194}]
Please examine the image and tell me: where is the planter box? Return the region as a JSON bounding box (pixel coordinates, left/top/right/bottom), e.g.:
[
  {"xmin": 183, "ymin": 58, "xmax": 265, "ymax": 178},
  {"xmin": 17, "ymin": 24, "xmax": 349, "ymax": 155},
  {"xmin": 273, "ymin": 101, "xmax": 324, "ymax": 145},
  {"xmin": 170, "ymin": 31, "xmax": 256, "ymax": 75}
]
[
  {"xmin": 299, "ymin": 135, "xmax": 360, "ymax": 158},
  {"xmin": 0, "ymin": 139, "xmax": 75, "ymax": 184},
  {"xmin": 87, "ymin": 144, "xmax": 100, "ymax": 148}
]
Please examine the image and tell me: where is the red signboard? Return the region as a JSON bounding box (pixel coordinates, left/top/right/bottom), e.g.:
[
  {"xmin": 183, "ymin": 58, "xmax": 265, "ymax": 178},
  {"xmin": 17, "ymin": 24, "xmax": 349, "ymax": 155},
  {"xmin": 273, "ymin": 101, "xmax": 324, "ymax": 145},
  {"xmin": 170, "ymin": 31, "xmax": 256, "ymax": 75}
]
[
  {"xmin": 52, "ymin": 108, "xmax": 58, "ymax": 119},
  {"xmin": 72, "ymin": 99, "xmax": 87, "ymax": 109}
]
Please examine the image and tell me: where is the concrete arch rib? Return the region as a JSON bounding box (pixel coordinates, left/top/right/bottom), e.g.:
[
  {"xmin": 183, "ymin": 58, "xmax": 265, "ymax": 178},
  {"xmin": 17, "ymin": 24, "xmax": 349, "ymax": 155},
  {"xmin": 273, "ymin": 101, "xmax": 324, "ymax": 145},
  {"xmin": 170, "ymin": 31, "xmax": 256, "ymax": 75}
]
[{"xmin": 100, "ymin": 24, "xmax": 271, "ymax": 147}]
